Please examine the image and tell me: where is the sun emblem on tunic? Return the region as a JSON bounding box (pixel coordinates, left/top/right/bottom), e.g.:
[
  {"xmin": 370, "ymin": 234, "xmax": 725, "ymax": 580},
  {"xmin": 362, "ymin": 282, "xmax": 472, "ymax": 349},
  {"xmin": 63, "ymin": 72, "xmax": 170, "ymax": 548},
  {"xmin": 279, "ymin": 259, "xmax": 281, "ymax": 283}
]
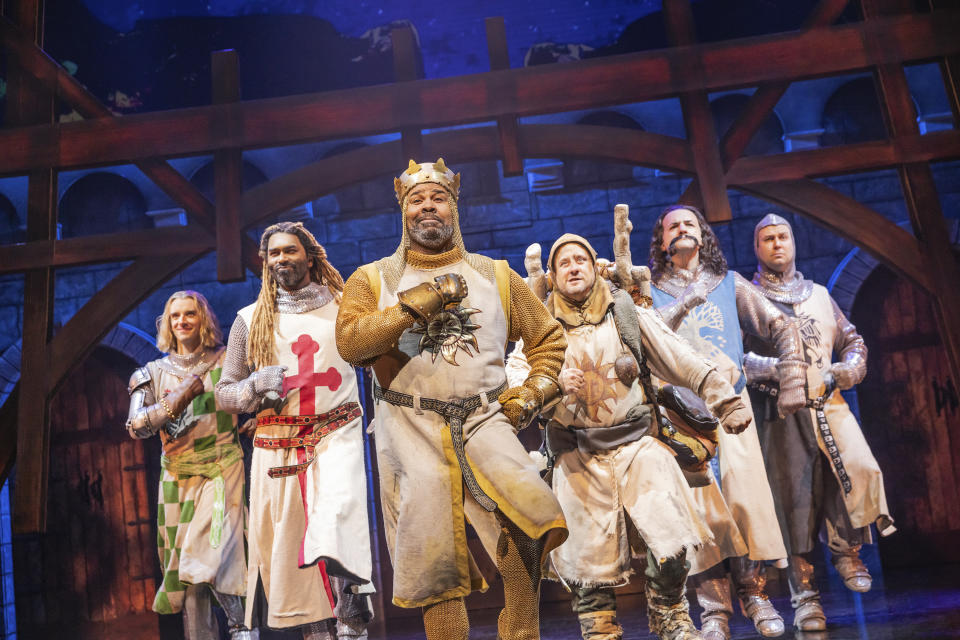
[
  {"xmin": 682, "ymin": 301, "xmax": 728, "ymax": 365},
  {"xmin": 411, "ymin": 305, "xmax": 482, "ymax": 365},
  {"xmin": 564, "ymin": 350, "xmax": 619, "ymax": 422}
]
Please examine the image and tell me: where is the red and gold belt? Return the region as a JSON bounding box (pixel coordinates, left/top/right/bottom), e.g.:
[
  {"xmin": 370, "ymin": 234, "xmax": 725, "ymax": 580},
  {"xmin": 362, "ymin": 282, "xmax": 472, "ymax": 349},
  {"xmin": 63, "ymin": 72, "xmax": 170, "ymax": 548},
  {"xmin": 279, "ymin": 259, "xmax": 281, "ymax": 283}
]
[{"xmin": 254, "ymin": 401, "xmax": 362, "ymax": 478}]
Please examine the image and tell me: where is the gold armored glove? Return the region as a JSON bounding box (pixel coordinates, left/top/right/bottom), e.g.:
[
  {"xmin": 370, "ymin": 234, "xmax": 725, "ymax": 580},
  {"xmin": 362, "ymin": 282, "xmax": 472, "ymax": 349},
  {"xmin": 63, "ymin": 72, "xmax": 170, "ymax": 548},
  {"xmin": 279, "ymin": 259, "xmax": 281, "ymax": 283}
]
[
  {"xmin": 498, "ymin": 374, "xmax": 561, "ymax": 431},
  {"xmin": 398, "ymin": 273, "xmax": 468, "ymax": 323}
]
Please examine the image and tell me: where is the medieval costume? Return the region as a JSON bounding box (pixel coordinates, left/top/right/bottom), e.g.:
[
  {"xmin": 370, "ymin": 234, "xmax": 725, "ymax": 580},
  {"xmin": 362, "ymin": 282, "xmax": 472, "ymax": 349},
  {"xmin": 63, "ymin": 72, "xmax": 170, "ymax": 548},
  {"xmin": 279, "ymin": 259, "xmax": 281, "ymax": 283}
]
[
  {"xmin": 335, "ymin": 159, "xmax": 568, "ymax": 640},
  {"xmin": 127, "ymin": 301, "xmax": 253, "ymax": 640},
  {"xmin": 215, "ymin": 223, "xmax": 372, "ymax": 639},
  {"xmin": 744, "ymin": 213, "xmax": 895, "ymax": 631},
  {"xmin": 506, "ymin": 233, "xmax": 752, "ymax": 640},
  {"xmin": 650, "ymin": 205, "xmax": 806, "ymax": 640}
]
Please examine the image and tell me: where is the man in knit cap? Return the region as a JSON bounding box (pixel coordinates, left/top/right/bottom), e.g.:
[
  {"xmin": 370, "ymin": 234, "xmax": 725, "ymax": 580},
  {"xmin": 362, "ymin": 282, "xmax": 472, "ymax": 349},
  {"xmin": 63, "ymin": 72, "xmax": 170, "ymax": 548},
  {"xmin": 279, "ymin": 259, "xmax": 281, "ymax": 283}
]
[
  {"xmin": 745, "ymin": 213, "xmax": 895, "ymax": 631},
  {"xmin": 336, "ymin": 159, "xmax": 568, "ymax": 640},
  {"xmin": 216, "ymin": 221, "xmax": 373, "ymax": 639}
]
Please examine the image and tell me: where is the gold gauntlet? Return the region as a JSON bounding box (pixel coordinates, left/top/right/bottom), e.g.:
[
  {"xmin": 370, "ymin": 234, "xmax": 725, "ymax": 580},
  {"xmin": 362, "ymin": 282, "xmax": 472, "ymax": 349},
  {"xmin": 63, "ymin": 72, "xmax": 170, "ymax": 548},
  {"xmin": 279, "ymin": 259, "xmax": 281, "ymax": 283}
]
[
  {"xmin": 525, "ymin": 374, "xmax": 561, "ymax": 411},
  {"xmin": 497, "ymin": 374, "xmax": 561, "ymax": 431},
  {"xmin": 397, "ymin": 273, "xmax": 468, "ymax": 323}
]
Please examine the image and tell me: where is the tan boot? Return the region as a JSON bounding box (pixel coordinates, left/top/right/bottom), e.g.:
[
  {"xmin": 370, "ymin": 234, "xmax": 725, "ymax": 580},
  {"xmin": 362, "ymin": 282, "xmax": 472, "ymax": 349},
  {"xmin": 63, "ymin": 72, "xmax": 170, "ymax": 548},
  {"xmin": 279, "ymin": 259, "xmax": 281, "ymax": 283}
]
[
  {"xmin": 831, "ymin": 545, "xmax": 872, "ymax": 593},
  {"xmin": 787, "ymin": 555, "xmax": 827, "ymax": 632},
  {"xmin": 577, "ymin": 610, "xmax": 623, "ymax": 640},
  {"xmin": 730, "ymin": 556, "xmax": 784, "ymax": 638},
  {"xmin": 647, "ymin": 594, "xmax": 702, "ymax": 640}
]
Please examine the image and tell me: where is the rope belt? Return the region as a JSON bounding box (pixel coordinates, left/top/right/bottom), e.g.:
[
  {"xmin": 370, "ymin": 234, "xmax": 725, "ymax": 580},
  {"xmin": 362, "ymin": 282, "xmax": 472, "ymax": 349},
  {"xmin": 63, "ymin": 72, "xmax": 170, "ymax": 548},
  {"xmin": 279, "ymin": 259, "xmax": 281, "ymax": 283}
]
[
  {"xmin": 254, "ymin": 401, "xmax": 362, "ymax": 479},
  {"xmin": 161, "ymin": 442, "xmax": 244, "ymax": 548},
  {"xmin": 373, "ymin": 381, "xmax": 507, "ymax": 512},
  {"xmin": 749, "ymin": 381, "xmax": 852, "ymax": 494}
]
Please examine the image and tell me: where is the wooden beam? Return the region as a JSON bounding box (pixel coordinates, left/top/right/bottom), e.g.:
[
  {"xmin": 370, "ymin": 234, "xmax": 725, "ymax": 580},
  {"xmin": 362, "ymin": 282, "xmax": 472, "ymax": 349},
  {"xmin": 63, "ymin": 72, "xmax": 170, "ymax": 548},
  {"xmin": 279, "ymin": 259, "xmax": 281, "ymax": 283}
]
[
  {"xmin": 391, "ymin": 26, "xmax": 423, "ymax": 162},
  {"xmin": 725, "ymin": 128, "xmax": 960, "ymax": 183},
  {"xmin": 0, "ymin": 384, "xmax": 19, "ymax": 488},
  {"xmin": 679, "ymin": 0, "xmax": 852, "ymax": 205},
  {"xmin": 0, "ymin": 226, "xmax": 215, "ymax": 273},
  {"xmin": 862, "ymin": 0, "xmax": 960, "ymax": 384},
  {"xmin": 212, "ymin": 50, "xmax": 245, "ymax": 283},
  {"xmin": 1, "ymin": 125, "xmax": 958, "ymax": 276},
  {"xmin": 9, "ymin": 0, "xmax": 56, "ymax": 534},
  {"xmin": 739, "ymin": 180, "xmax": 931, "ymax": 291},
  {"xmin": 663, "ymin": 0, "xmax": 732, "ymax": 222},
  {"xmin": 0, "ymin": 16, "xmax": 263, "ymax": 276},
  {"xmin": 1, "ymin": 11, "xmax": 958, "ymax": 174},
  {"xmin": 46, "ymin": 254, "xmax": 202, "ymax": 399},
  {"xmin": 485, "ymin": 17, "xmax": 523, "ymax": 177}
]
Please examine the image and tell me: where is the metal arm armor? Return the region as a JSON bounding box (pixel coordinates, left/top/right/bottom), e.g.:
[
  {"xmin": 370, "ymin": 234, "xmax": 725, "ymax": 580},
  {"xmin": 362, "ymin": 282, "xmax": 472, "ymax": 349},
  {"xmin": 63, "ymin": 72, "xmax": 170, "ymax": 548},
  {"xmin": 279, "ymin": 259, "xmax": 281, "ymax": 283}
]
[{"xmin": 126, "ymin": 367, "xmax": 167, "ymax": 439}]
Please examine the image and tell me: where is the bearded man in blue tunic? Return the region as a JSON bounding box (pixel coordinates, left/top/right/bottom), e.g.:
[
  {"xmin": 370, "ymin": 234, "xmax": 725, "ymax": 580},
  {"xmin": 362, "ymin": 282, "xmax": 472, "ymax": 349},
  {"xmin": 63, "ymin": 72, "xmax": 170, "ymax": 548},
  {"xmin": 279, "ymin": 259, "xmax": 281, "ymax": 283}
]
[{"xmin": 649, "ymin": 205, "xmax": 806, "ymax": 640}]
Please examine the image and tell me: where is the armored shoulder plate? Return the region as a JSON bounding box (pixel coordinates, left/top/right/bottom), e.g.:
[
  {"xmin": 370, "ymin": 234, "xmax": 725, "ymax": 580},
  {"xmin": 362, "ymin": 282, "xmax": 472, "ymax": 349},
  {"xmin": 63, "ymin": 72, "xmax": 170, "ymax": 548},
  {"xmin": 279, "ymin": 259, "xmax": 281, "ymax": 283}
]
[{"xmin": 128, "ymin": 366, "xmax": 151, "ymax": 396}]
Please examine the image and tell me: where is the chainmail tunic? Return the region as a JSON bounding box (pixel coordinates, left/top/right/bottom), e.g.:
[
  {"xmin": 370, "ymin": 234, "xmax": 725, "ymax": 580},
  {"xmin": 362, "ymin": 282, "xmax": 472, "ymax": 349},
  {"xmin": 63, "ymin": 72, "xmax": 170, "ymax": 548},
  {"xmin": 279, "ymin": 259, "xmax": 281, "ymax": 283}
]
[{"xmin": 752, "ymin": 265, "xmax": 815, "ymax": 306}]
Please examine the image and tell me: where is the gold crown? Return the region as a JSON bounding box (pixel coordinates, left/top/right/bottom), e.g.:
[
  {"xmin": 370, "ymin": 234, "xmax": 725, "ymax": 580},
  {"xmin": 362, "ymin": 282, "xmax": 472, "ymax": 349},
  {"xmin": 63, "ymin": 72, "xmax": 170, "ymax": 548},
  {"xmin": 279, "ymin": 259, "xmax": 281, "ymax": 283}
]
[{"xmin": 394, "ymin": 158, "xmax": 461, "ymax": 205}]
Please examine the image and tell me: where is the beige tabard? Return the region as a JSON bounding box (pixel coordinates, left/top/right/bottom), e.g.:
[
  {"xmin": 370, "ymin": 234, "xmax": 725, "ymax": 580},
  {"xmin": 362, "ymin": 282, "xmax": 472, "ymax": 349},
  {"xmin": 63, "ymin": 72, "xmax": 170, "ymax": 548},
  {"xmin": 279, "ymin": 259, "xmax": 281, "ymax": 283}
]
[
  {"xmin": 369, "ymin": 257, "xmax": 566, "ymax": 608},
  {"xmin": 237, "ymin": 298, "xmax": 372, "ymax": 629}
]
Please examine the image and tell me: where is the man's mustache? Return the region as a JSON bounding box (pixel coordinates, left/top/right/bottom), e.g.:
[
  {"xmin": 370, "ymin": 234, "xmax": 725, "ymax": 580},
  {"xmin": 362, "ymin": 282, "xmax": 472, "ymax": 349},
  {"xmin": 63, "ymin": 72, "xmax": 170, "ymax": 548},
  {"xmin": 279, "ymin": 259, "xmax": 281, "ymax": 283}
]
[{"xmin": 667, "ymin": 234, "xmax": 701, "ymax": 255}]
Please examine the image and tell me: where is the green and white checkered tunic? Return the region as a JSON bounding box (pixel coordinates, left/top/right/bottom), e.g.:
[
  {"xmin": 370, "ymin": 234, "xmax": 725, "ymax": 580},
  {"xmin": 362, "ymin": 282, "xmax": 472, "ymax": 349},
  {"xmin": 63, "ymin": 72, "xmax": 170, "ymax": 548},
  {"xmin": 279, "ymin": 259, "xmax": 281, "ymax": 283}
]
[{"xmin": 147, "ymin": 349, "xmax": 248, "ymax": 614}]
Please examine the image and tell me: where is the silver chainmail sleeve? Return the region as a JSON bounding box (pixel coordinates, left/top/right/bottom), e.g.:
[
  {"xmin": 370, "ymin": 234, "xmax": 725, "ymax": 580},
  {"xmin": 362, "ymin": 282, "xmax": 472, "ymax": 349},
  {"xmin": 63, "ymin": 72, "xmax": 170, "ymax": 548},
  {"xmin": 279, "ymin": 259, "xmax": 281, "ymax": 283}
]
[
  {"xmin": 214, "ymin": 315, "xmax": 261, "ymax": 414},
  {"xmin": 742, "ymin": 352, "xmax": 780, "ymax": 383},
  {"xmin": 829, "ymin": 296, "xmax": 868, "ymax": 389},
  {"xmin": 126, "ymin": 366, "xmax": 168, "ymax": 439},
  {"xmin": 734, "ymin": 272, "xmax": 804, "ymax": 367}
]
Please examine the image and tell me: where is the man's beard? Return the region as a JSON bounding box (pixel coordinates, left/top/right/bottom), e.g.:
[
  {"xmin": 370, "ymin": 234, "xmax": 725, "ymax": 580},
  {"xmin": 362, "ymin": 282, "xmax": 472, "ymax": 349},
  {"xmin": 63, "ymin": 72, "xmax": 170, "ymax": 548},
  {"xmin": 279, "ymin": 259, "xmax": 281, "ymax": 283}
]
[
  {"xmin": 409, "ymin": 220, "xmax": 455, "ymax": 250},
  {"xmin": 667, "ymin": 234, "xmax": 702, "ymax": 256},
  {"xmin": 271, "ymin": 261, "xmax": 309, "ymax": 289}
]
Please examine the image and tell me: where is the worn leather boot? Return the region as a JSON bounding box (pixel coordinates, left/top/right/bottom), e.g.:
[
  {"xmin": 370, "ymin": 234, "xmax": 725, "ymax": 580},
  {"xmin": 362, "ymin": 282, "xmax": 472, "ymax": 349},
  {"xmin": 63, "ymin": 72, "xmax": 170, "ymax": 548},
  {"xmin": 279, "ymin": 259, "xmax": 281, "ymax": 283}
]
[
  {"xmin": 730, "ymin": 556, "xmax": 784, "ymax": 637},
  {"xmin": 577, "ymin": 610, "xmax": 623, "ymax": 640},
  {"xmin": 787, "ymin": 555, "xmax": 827, "ymax": 631},
  {"xmin": 646, "ymin": 549, "xmax": 701, "ymax": 640},
  {"xmin": 831, "ymin": 545, "xmax": 872, "ymax": 593},
  {"xmin": 691, "ymin": 570, "xmax": 732, "ymax": 640}
]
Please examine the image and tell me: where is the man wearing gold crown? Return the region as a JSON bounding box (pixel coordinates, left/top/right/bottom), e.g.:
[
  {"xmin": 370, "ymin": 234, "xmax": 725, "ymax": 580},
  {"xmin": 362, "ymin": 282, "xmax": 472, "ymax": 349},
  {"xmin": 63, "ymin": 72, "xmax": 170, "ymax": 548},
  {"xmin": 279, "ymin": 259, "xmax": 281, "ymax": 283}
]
[
  {"xmin": 215, "ymin": 222, "xmax": 373, "ymax": 640},
  {"xmin": 744, "ymin": 213, "xmax": 894, "ymax": 632},
  {"xmin": 335, "ymin": 159, "xmax": 568, "ymax": 639},
  {"xmin": 506, "ymin": 233, "xmax": 754, "ymax": 640}
]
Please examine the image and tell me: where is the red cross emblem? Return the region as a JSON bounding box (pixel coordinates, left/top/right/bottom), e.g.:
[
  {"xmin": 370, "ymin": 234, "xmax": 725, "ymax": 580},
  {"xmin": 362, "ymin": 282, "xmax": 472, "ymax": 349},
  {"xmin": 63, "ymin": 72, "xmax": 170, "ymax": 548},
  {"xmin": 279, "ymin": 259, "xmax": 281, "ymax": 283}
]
[{"xmin": 281, "ymin": 334, "xmax": 342, "ymax": 414}]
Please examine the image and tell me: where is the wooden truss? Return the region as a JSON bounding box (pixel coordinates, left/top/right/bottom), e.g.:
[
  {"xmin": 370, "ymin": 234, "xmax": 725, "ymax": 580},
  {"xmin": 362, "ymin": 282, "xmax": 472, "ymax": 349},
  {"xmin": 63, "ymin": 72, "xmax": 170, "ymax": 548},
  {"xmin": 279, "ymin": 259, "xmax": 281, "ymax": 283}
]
[{"xmin": 1, "ymin": 0, "xmax": 959, "ymax": 532}]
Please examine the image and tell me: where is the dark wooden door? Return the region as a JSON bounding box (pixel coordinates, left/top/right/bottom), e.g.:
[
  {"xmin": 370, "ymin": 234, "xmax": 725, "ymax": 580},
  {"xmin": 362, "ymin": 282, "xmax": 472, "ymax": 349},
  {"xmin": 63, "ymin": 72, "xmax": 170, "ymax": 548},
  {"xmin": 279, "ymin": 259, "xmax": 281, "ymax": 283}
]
[
  {"xmin": 853, "ymin": 265, "xmax": 960, "ymax": 565},
  {"xmin": 13, "ymin": 346, "xmax": 161, "ymax": 638}
]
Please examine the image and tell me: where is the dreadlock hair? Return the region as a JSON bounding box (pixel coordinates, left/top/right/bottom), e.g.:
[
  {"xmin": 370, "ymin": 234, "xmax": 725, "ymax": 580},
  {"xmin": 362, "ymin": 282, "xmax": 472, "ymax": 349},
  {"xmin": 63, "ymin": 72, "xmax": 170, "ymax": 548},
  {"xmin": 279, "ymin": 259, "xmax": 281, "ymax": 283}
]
[
  {"xmin": 247, "ymin": 221, "xmax": 344, "ymax": 368},
  {"xmin": 648, "ymin": 204, "xmax": 728, "ymax": 281}
]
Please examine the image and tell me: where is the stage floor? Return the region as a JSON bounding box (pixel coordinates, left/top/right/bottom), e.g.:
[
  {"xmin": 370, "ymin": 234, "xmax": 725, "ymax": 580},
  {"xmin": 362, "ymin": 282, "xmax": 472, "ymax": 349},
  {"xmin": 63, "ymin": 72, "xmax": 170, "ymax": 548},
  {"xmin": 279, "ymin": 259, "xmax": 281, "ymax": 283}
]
[{"xmin": 377, "ymin": 560, "xmax": 960, "ymax": 640}]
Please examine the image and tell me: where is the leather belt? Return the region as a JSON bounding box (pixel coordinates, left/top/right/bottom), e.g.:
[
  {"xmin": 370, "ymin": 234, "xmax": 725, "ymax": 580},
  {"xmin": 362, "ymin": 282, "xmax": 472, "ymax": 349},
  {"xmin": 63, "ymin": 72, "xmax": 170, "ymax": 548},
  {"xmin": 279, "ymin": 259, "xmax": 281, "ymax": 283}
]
[
  {"xmin": 545, "ymin": 416, "xmax": 653, "ymax": 457},
  {"xmin": 374, "ymin": 381, "xmax": 507, "ymax": 512},
  {"xmin": 749, "ymin": 382, "xmax": 851, "ymax": 494},
  {"xmin": 254, "ymin": 401, "xmax": 362, "ymax": 479}
]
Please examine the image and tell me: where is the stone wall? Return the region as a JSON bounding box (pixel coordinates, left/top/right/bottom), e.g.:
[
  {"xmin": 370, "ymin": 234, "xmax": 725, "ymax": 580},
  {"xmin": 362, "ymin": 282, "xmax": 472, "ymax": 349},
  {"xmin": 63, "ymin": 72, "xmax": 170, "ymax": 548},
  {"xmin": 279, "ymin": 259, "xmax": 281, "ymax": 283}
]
[{"xmin": 1, "ymin": 159, "xmax": 957, "ymax": 362}]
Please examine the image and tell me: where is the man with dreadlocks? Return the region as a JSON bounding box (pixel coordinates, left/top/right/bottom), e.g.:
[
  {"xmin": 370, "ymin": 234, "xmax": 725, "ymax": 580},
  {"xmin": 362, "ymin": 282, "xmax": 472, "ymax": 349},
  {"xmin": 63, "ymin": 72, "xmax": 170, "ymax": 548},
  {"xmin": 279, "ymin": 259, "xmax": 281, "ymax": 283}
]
[
  {"xmin": 127, "ymin": 290, "xmax": 254, "ymax": 640},
  {"xmin": 744, "ymin": 213, "xmax": 894, "ymax": 631},
  {"xmin": 649, "ymin": 205, "xmax": 806, "ymax": 640},
  {"xmin": 215, "ymin": 222, "xmax": 373, "ymax": 640},
  {"xmin": 335, "ymin": 159, "xmax": 568, "ymax": 640}
]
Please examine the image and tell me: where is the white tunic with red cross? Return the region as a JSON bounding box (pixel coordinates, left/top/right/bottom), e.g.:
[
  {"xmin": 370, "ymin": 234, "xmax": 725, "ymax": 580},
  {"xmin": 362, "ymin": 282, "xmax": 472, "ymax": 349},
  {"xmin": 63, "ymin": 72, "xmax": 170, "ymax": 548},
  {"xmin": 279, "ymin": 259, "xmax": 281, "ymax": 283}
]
[{"xmin": 237, "ymin": 298, "xmax": 372, "ymax": 629}]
